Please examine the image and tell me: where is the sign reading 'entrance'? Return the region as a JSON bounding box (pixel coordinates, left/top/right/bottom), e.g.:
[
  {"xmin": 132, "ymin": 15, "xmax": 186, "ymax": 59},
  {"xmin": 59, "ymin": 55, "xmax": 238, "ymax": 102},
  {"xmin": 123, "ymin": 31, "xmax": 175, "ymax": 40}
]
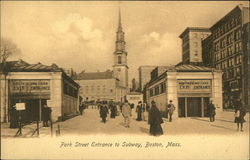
[
  {"xmin": 9, "ymin": 79, "xmax": 50, "ymax": 94},
  {"xmin": 177, "ymin": 79, "xmax": 212, "ymax": 93}
]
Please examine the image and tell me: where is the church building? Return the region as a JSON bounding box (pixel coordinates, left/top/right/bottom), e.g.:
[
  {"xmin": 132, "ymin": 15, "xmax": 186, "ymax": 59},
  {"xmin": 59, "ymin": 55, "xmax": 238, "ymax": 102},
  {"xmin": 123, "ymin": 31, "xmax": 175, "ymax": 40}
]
[{"xmin": 74, "ymin": 9, "xmax": 129, "ymax": 102}]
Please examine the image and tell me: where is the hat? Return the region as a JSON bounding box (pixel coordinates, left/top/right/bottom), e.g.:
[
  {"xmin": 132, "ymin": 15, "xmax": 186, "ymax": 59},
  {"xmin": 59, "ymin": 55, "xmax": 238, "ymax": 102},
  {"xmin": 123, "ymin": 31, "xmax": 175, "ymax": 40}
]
[
  {"xmin": 151, "ymin": 100, "xmax": 155, "ymax": 104},
  {"xmin": 169, "ymin": 100, "xmax": 172, "ymax": 102}
]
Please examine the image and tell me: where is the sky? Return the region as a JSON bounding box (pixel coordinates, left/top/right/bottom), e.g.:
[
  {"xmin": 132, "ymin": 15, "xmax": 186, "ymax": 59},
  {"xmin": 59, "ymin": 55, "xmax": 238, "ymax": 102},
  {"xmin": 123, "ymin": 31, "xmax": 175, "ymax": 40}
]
[{"xmin": 1, "ymin": 1, "xmax": 249, "ymax": 82}]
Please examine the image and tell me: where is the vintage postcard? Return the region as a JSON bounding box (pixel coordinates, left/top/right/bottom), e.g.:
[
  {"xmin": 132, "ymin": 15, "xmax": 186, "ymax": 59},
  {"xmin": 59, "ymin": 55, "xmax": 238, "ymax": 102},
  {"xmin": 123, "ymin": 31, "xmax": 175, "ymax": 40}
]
[{"xmin": 0, "ymin": 1, "xmax": 249, "ymax": 159}]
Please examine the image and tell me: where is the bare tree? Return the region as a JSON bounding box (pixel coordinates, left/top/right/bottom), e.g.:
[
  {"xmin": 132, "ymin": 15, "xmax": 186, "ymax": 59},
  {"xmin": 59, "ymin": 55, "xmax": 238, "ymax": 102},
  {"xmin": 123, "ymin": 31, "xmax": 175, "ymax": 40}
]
[{"xmin": 0, "ymin": 37, "xmax": 21, "ymax": 71}]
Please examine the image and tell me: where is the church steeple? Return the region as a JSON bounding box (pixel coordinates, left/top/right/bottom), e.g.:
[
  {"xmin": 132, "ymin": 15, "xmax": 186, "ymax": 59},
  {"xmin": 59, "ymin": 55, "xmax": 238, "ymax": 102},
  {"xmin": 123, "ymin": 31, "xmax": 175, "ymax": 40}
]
[
  {"xmin": 115, "ymin": 7, "xmax": 126, "ymax": 54},
  {"xmin": 113, "ymin": 7, "xmax": 128, "ymax": 89}
]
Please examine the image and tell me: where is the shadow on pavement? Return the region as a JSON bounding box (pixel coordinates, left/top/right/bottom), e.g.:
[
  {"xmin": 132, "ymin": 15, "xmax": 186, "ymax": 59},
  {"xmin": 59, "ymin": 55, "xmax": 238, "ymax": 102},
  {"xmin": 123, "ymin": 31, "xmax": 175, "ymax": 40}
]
[
  {"xmin": 210, "ymin": 124, "xmax": 236, "ymax": 131},
  {"xmin": 140, "ymin": 127, "xmax": 149, "ymax": 134},
  {"xmin": 191, "ymin": 117, "xmax": 210, "ymax": 122}
]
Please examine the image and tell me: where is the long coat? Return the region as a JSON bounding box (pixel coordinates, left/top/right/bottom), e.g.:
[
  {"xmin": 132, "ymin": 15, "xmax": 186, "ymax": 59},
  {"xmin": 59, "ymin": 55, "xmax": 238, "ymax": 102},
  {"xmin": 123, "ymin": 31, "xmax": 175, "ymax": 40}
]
[
  {"xmin": 100, "ymin": 105, "xmax": 109, "ymax": 118},
  {"xmin": 122, "ymin": 103, "xmax": 131, "ymax": 117},
  {"xmin": 148, "ymin": 105, "xmax": 163, "ymax": 136},
  {"xmin": 208, "ymin": 103, "xmax": 216, "ymax": 116},
  {"xmin": 42, "ymin": 107, "xmax": 52, "ymax": 121}
]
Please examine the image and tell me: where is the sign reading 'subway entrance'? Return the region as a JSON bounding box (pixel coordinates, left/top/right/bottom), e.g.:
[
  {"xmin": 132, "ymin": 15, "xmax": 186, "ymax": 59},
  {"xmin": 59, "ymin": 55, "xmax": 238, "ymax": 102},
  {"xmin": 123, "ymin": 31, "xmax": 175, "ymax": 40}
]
[{"xmin": 177, "ymin": 79, "xmax": 211, "ymax": 93}]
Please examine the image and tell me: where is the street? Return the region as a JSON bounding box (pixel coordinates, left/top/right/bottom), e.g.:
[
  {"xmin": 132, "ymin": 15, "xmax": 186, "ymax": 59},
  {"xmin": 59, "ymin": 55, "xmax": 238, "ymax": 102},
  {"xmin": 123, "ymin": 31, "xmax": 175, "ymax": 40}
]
[
  {"xmin": 1, "ymin": 108, "xmax": 249, "ymax": 138},
  {"xmin": 58, "ymin": 108, "xmax": 249, "ymax": 136}
]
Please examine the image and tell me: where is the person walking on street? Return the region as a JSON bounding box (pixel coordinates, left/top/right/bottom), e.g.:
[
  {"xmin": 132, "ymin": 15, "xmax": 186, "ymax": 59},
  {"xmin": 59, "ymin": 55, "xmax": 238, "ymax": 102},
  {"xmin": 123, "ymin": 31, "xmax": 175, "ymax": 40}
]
[
  {"xmin": 110, "ymin": 101, "xmax": 116, "ymax": 118},
  {"xmin": 99, "ymin": 101, "xmax": 109, "ymax": 123},
  {"xmin": 234, "ymin": 100, "xmax": 246, "ymax": 132},
  {"xmin": 42, "ymin": 104, "xmax": 52, "ymax": 127},
  {"xmin": 208, "ymin": 100, "xmax": 216, "ymax": 122},
  {"xmin": 9, "ymin": 105, "xmax": 18, "ymax": 128},
  {"xmin": 136, "ymin": 101, "xmax": 142, "ymax": 121},
  {"xmin": 122, "ymin": 100, "xmax": 132, "ymax": 128},
  {"xmin": 148, "ymin": 101, "xmax": 164, "ymax": 136},
  {"xmin": 167, "ymin": 100, "xmax": 175, "ymax": 122},
  {"xmin": 79, "ymin": 102, "xmax": 84, "ymax": 115},
  {"xmin": 142, "ymin": 102, "xmax": 146, "ymax": 121}
]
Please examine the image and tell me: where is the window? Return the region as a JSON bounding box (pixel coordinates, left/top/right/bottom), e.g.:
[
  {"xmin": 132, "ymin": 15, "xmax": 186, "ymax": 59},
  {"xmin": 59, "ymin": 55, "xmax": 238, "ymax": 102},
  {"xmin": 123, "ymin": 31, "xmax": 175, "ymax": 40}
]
[
  {"xmin": 221, "ymin": 37, "xmax": 227, "ymax": 48},
  {"xmin": 118, "ymin": 56, "xmax": 122, "ymax": 64},
  {"xmin": 155, "ymin": 86, "xmax": 159, "ymax": 95},
  {"xmin": 235, "ymin": 29, "xmax": 241, "ymax": 41},
  {"xmin": 235, "ymin": 42, "xmax": 242, "ymax": 53},
  {"xmin": 227, "ymin": 33, "xmax": 234, "ymax": 44},
  {"xmin": 150, "ymin": 88, "xmax": 154, "ymax": 97}
]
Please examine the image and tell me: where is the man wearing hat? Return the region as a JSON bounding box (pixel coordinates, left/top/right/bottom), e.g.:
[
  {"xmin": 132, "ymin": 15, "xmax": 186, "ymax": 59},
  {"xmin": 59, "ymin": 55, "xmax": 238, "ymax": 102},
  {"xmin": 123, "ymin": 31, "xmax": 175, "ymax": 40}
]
[{"xmin": 167, "ymin": 100, "xmax": 175, "ymax": 122}]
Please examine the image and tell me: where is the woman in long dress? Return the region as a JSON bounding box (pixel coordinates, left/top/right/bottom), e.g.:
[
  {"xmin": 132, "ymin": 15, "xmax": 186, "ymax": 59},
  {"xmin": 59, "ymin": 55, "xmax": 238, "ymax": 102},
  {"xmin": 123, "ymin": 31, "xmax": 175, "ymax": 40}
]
[{"xmin": 148, "ymin": 101, "xmax": 164, "ymax": 136}]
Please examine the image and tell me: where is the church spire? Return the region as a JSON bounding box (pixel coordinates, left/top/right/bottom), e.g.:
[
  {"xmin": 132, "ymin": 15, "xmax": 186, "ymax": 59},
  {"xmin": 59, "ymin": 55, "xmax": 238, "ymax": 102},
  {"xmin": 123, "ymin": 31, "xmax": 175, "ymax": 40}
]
[
  {"xmin": 118, "ymin": 7, "xmax": 122, "ymax": 32},
  {"xmin": 115, "ymin": 7, "xmax": 126, "ymax": 54}
]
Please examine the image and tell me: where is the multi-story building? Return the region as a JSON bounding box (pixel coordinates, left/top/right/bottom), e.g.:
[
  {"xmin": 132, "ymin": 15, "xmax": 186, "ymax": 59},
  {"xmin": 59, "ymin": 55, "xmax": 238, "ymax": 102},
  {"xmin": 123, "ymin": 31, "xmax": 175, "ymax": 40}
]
[
  {"xmin": 138, "ymin": 66, "xmax": 171, "ymax": 92},
  {"xmin": 74, "ymin": 70, "xmax": 126, "ymax": 102},
  {"xmin": 209, "ymin": 5, "xmax": 249, "ymax": 109},
  {"xmin": 202, "ymin": 35, "xmax": 213, "ymax": 67},
  {"xmin": 242, "ymin": 22, "xmax": 249, "ymax": 110},
  {"xmin": 138, "ymin": 66, "xmax": 157, "ymax": 92},
  {"xmin": 179, "ymin": 27, "xmax": 211, "ymax": 65}
]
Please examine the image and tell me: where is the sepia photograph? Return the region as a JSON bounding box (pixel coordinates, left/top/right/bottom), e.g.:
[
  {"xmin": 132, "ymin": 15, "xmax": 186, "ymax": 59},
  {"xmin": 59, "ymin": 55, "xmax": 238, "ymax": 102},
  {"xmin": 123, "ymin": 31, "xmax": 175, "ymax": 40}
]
[{"xmin": 0, "ymin": 1, "xmax": 249, "ymax": 159}]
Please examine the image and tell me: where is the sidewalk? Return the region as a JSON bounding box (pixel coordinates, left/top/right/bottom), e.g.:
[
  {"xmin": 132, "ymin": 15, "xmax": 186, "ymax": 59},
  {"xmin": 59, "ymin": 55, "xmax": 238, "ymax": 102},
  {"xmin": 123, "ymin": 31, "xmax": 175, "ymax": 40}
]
[{"xmin": 1, "ymin": 122, "xmax": 54, "ymax": 138}]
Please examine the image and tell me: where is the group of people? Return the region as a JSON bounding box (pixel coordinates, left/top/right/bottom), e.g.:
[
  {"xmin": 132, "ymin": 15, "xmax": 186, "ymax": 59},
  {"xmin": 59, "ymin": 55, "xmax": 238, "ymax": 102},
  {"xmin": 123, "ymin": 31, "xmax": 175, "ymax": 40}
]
[{"xmin": 208, "ymin": 99, "xmax": 246, "ymax": 131}]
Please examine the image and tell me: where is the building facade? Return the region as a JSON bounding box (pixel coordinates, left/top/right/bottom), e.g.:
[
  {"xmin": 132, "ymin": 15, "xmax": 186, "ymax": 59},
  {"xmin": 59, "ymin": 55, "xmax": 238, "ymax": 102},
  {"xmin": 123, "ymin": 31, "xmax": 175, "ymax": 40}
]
[
  {"xmin": 138, "ymin": 66, "xmax": 171, "ymax": 92},
  {"xmin": 209, "ymin": 5, "xmax": 249, "ymax": 109},
  {"xmin": 74, "ymin": 71, "xmax": 126, "ymax": 102},
  {"xmin": 0, "ymin": 60, "xmax": 79, "ymax": 122},
  {"xmin": 179, "ymin": 27, "xmax": 211, "ymax": 65},
  {"xmin": 146, "ymin": 64, "xmax": 222, "ymax": 118},
  {"xmin": 202, "ymin": 35, "xmax": 213, "ymax": 67}
]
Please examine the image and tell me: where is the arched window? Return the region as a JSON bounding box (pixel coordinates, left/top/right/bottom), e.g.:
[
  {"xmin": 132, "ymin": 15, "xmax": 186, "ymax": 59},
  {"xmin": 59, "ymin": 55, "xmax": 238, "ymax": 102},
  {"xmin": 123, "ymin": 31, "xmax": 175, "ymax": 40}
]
[{"xmin": 118, "ymin": 56, "xmax": 122, "ymax": 64}]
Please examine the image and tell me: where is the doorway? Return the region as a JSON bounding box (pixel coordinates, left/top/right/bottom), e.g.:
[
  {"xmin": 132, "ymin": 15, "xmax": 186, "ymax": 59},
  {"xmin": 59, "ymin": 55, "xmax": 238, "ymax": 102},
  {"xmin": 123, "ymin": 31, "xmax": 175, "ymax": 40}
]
[{"xmin": 178, "ymin": 97, "xmax": 210, "ymax": 117}]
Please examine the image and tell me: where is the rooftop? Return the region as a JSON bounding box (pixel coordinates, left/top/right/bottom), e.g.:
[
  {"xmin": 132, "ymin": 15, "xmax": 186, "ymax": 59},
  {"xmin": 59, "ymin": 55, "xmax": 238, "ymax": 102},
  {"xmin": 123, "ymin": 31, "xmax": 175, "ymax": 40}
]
[
  {"xmin": 74, "ymin": 70, "xmax": 114, "ymax": 80},
  {"xmin": 1, "ymin": 59, "xmax": 61, "ymax": 72},
  {"xmin": 179, "ymin": 27, "xmax": 210, "ymax": 38}
]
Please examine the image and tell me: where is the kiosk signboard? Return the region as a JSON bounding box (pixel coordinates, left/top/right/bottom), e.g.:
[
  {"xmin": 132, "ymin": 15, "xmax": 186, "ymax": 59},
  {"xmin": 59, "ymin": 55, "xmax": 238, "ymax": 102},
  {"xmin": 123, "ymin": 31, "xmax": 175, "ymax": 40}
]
[{"xmin": 177, "ymin": 79, "xmax": 212, "ymax": 93}]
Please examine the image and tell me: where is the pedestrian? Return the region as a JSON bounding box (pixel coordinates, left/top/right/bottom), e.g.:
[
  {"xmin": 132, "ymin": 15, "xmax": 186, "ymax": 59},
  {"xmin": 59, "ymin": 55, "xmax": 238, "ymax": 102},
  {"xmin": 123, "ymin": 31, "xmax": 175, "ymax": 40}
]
[
  {"xmin": 110, "ymin": 101, "xmax": 116, "ymax": 118},
  {"xmin": 167, "ymin": 100, "xmax": 175, "ymax": 122},
  {"xmin": 42, "ymin": 104, "xmax": 52, "ymax": 127},
  {"xmin": 136, "ymin": 101, "xmax": 142, "ymax": 121},
  {"xmin": 9, "ymin": 105, "xmax": 18, "ymax": 128},
  {"xmin": 99, "ymin": 101, "xmax": 109, "ymax": 123},
  {"xmin": 79, "ymin": 103, "xmax": 84, "ymax": 115},
  {"xmin": 122, "ymin": 100, "xmax": 132, "ymax": 128},
  {"xmin": 142, "ymin": 102, "xmax": 146, "ymax": 121},
  {"xmin": 234, "ymin": 100, "xmax": 246, "ymax": 132},
  {"xmin": 148, "ymin": 101, "xmax": 164, "ymax": 136},
  {"xmin": 208, "ymin": 100, "xmax": 216, "ymax": 122}
]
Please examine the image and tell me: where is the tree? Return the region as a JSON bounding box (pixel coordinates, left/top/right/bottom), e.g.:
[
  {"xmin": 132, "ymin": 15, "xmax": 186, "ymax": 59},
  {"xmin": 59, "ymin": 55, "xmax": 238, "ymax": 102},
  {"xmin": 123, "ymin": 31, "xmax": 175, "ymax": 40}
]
[{"xmin": 0, "ymin": 37, "xmax": 21, "ymax": 71}]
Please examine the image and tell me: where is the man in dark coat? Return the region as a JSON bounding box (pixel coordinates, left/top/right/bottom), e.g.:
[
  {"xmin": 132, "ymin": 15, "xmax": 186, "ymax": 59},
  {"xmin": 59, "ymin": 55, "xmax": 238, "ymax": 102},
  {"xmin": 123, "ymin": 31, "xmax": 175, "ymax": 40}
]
[
  {"xmin": 110, "ymin": 102, "xmax": 116, "ymax": 118},
  {"xmin": 208, "ymin": 100, "xmax": 216, "ymax": 122},
  {"xmin": 9, "ymin": 105, "xmax": 19, "ymax": 128},
  {"xmin": 136, "ymin": 101, "xmax": 142, "ymax": 121},
  {"xmin": 42, "ymin": 105, "xmax": 52, "ymax": 127},
  {"xmin": 148, "ymin": 101, "xmax": 164, "ymax": 136},
  {"xmin": 99, "ymin": 101, "xmax": 109, "ymax": 123},
  {"xmin": 79, "ymin": 103, "xmax": 84, "ymax": 115}
]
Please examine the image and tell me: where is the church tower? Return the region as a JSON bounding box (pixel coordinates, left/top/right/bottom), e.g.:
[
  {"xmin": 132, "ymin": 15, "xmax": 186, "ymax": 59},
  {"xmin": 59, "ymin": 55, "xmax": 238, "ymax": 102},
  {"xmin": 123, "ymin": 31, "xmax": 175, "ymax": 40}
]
[{"xmin": 113, "ymin": 8, "xmax": 128, "ymax": 88}]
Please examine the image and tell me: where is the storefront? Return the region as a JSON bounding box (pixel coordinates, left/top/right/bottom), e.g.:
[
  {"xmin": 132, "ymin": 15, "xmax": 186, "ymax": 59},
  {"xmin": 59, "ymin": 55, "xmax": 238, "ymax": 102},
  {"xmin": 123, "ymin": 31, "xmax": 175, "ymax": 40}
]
[
  {"xmin": 0, "ymin": 60, "xmax": 80, "ymax": 122},
  {"xmin": 146, "ymin": 64, "xmax": 223, "ymax": 118}
]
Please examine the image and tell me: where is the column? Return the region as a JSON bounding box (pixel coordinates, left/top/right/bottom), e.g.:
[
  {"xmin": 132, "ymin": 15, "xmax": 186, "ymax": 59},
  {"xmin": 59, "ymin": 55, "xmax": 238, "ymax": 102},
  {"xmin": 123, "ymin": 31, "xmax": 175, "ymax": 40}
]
[
  {"xmin": 201, "ymin": 97, "xmax": 204, "ymax": 117},
  {"xmin": 185, "ymin": 98, "xmax": 188, "ymax": 118}
]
